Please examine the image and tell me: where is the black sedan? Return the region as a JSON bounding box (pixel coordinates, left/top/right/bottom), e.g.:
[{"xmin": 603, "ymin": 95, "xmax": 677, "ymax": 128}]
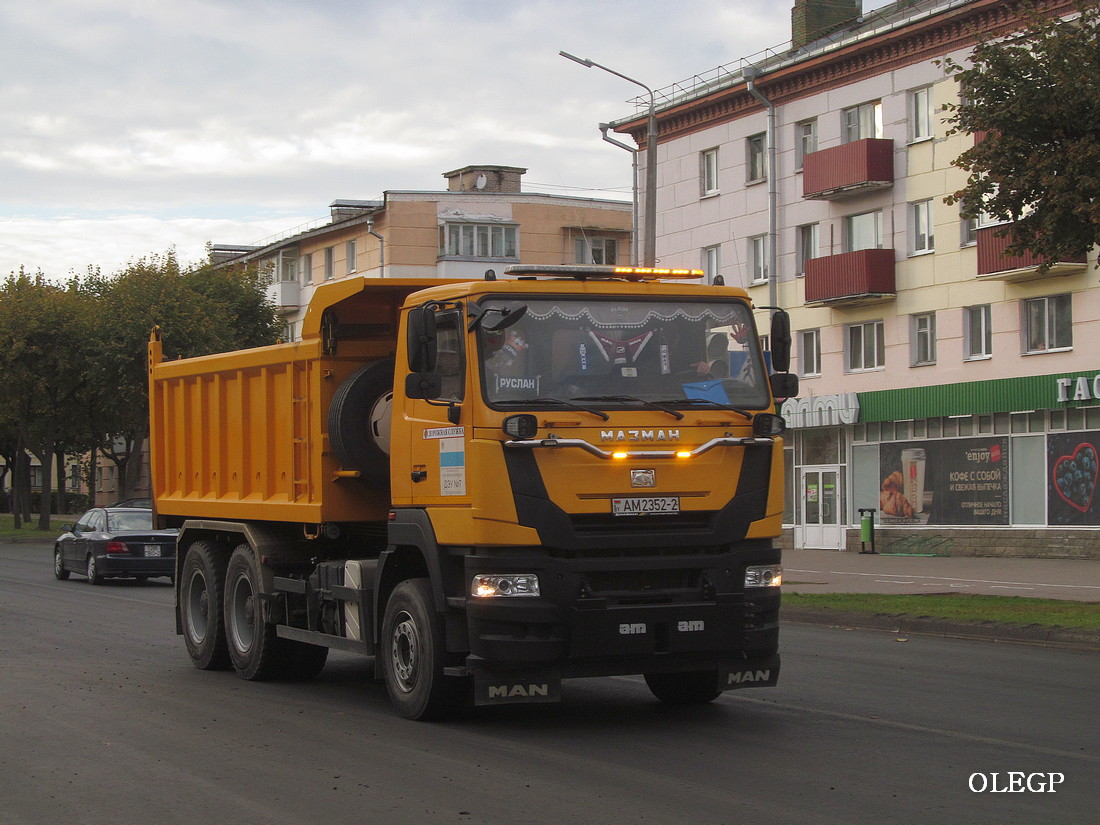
[{"xmin": 53, "ymin": 507, "xmax": 177, "ymax": 584}]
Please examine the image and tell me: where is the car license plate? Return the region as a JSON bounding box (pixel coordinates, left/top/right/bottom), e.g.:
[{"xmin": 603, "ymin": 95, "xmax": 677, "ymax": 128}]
[
  {"xmin": 612, "ymin": 497, "xmax": 680, "ymax": 516},
  {"xmin": 144, "ymin": 545, "xmax": 162, "ymax": 558}
]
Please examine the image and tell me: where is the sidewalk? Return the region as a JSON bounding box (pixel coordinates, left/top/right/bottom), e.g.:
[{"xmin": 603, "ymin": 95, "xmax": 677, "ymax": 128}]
[{"xmin": 783, "ymin": 546, "xmax": 1100, "ymax": 601}]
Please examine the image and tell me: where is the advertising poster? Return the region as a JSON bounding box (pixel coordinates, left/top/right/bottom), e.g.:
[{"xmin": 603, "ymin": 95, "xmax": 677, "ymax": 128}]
[
  {"xmin": 1047, "ymin": 431, "xmax": 1100, "ymax": 525},
  {"xmin": 879, "ymin": 438, "xmax": 1009, "ymax": 525}
]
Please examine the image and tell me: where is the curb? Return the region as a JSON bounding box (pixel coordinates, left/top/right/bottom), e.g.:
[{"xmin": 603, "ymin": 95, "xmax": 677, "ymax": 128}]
[{"xmin": 782, "ymin": 607, "xmax": 1100, "ymax": 652}]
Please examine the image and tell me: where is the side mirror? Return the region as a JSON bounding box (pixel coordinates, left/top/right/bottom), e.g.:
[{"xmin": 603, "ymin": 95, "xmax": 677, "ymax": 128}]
[
  {"xmin": 770, "ymin": 372, "xmax": 799, "ymax": 399},
  {"xmin": 406, "ymin": 307, "xmax": 437, "ymax": 372},
  {"xmin": 769, "ymin": 309, "xmax": 792, "ymax": 374},
  {"xmin": 406, "ymin": 371, "xmax": 443, "ymax": 401}
]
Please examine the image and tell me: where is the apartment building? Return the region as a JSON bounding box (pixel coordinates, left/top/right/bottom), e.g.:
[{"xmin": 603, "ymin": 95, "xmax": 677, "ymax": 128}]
[
  {"xmin": 611, "ymin": 0, "xmax": 1098, "ymax": 556},
  {"xmin": 213, "ymin": 165, "xmax": 632, "ymax": 340}
]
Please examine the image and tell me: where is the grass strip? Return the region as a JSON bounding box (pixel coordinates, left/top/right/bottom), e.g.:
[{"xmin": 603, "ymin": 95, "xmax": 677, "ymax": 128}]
[{"xmin": 784, "ymin": 592, "xmax": 1100, "ymax": 631}]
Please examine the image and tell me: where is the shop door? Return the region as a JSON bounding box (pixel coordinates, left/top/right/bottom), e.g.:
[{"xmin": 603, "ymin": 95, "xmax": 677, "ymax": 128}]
[{"xmin": 798, "ymin": 466, "xmax": 845, "ymax": 550}]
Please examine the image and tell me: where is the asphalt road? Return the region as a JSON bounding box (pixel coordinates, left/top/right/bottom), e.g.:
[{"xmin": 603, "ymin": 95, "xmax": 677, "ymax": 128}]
[{"xmin": 2, "ymin": 540, "xmax": 1097, "ymax": 825}]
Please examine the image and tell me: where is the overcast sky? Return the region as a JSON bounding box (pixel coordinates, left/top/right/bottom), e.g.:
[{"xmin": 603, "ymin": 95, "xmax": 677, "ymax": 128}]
[{"xmin": 0, "ymin": 0, "xmax": 889, "ymax": 279}]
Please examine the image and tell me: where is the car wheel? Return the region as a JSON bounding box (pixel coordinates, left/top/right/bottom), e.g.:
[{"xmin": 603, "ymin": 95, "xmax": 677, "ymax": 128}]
[
  {"xmin": 224, "ymin": 544, "xmax": 286, "ymax": 681},
  {"xmin": 180, "ymin": 540, "xmax": 231, "ymax": 670},
  {"xmin": 643, "ymin": 671, "xmax": 722, "ymax": 705},
  {"xmin": 54, "ymin": 548, "xmax": 70, "ymax": 580},
  {"xmin": 86, "ymin": 554, "xmax": 103, "ymax": 585},
  {"xmin": 381, "ymin": 578, "xmax": 462, "ymax": 720}
]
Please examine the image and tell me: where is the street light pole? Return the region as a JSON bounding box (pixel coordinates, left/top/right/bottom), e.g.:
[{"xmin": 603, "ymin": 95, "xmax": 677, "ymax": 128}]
[{"xmin": 560, "ymin": 51, "xmax": 658, "ymax": 267}]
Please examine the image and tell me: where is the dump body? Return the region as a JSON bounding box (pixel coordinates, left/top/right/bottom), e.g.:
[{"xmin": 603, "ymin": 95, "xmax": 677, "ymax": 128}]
[{"xmin": 150, "ymin": 267, "xmax": 793, "ymax": 718}]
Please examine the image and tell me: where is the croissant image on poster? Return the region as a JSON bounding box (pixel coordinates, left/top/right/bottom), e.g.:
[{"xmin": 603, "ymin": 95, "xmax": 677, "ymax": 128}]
[
  {"xmin": 879, "ymin": 438, "xmax": 1009, "ymax": 526},
  {"xmin": 1047, "ymin": 432, "xmax": 1100, "ymax": 525}
]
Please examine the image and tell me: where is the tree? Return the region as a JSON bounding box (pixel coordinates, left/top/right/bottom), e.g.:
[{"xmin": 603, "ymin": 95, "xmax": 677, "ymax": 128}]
[{"xmin": 941, "ymin": 2, "xmax": 1100, "ymax": 269}]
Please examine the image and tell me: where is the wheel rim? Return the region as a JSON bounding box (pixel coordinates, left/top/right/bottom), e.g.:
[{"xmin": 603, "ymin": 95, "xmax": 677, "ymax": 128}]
[
  {"xmin": 185, "ymin": 569, "xmax": 209, "ymax": 644},
  {"xmin": 54, "ymin": 551, "xmax": 63, "ymax": 576},
  {"xmin": 86, "ymin": 556, "xmax": 96, "ymax": 580},
  {"xmin": 228, "ymin": 572, "xmax": 255, "ymax": 654},
  {"xmin": 390, "ymin": 610, "xmax": 421, "ymax": 693}
]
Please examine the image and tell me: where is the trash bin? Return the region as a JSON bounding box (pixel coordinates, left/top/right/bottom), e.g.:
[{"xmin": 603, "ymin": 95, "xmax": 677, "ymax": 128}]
[{"xmin": 858, "ymin": 507, "xmax": 877, "ymax": 554}]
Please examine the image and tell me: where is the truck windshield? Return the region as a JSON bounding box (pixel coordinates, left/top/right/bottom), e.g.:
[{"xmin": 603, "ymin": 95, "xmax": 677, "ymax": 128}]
[{"xmin": 476, "ymin": 296, "xmax": 771, "ymax": 411}]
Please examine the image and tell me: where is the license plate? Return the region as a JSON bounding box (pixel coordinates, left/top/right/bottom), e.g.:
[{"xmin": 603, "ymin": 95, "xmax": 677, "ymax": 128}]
[
  {"xmin": 144, "ymin": 545, "xmax": 162, "ymax": 558},
  {"xmin": 612, "ymin": 497, "xmax": 680, "ymax": 516}
]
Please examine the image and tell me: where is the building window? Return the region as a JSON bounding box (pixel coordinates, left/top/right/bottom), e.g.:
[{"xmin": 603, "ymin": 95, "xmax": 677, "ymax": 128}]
[
  {"xmin": 909, "ymin": 86, "xmax": 933, "ymax": 142},
  {"xmin": 799, "ymin": 329, "xmax": 821, "ymax": 377},
  {"xmin": 298, "ymin": 252, "xmax": 313, "ymax": 285},
  {"xmin": 964, "ymin": 304, "xmax": 992, "ymax": 359},
  {"xmin": 749, "ymin": 235, "xmax": 768, "ymax": 284},
  {"xmin": 277, "ymin": 249, "xmax": 297, "ymax": 282},
  {"xmin": 910, "ymin": 200, "xmax": 934, "ymax": 255},
  {"xmin": 843, "ymin": 100, "xmax": 882, "ymax": 142},
  {"xmin": 795, "ymin": 119, "xmax": 817, "ymax": 169},
  {"xmin": 845, "ymin": 210, "xmax": 883, "ymax": 252},
  {"xmin": 702, "ymin": 245, "xmax": 720, "ymax": 284},
  {"xmin": 961, "ymin": 216, "xmax": 978, "ymax": 247},
  {"xmin": 575, "ymin": 237, "xmax": 618, "ymax": 265},
  {"xmin": 345, "ymin": 240, "xmax": 357, "ymax": 275},
  {"xmin": 440, "ymin": 223, "xmax": 518, "ymax": 260},
  {"xmin": 324, "ymin": 246, "xmax": 335, "ymax": 280},
  {"xmin": 796, "ymin": 223, "xmax": 819, "ymax": 276},
  {"xmin": 747, "ymin": 133, "xmax": 767, "ymax": 182},
  {"xmin": 1024, "ymin": 294, "xmax": 1072, "ymax": 352},
  {"xmin": 911, "ymin": 312, "xmax": 936, "ymax": 366},
  {"xmin": 847, "ymin": 320, "xmax": 885, "ymax": 371},
  {"xmin": 701, "ymin": 147, "xmax": 719, "ymax": 196}
]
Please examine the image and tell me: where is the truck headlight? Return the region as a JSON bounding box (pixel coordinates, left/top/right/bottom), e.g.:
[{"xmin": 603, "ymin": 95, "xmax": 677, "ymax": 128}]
[
  {"xmin": 744, "ymin": 564, "xmax": 782, "ymax": 588},
  {"xmin": 471, "ymin": 574, "xmax": 540, "ymax": 598}
]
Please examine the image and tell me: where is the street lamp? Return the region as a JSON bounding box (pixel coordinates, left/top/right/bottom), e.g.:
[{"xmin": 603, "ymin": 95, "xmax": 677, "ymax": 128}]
[{"xmin": 560, "ymin": 51, "xmax": 658, "ymax": 267}]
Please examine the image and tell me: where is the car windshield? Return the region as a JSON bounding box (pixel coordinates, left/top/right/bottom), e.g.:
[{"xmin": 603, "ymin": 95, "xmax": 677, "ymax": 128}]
[
  {"xmin": 107, "ymin": 511, "xmax": 153, "ymax": 532},
  {"xmin": 477, "ymin": 296, "xmax": 771, "ymax": 411}
]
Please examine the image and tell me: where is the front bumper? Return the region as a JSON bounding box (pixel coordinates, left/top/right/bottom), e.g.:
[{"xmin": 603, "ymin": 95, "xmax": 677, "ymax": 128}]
[{"xmin": 460, "ymin": 543, "xmax": 780, "ymax": 704}]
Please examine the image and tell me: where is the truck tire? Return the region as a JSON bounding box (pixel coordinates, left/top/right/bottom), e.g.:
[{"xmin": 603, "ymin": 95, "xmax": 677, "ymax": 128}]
[
  {"xmin": 287, "ymin": 643, "xmax": 329, "ymax": 680},
  {"xmin": 181, "ymin": 541, "xmax": 231, "ymax": 670},
  {"xmin": 644, "ymin": 671, "xmax": 722, "ymax": 705},
  {"xmin": 224, "ymin": 544, "xmax": 286, "ymax": 681},
  {"xmin": 328, "ymin": 359, "xmax": 394, "ymax": 489},
  {"xmin": 381, "ymin": 578, "xmax": 460, "ymax": 720}
]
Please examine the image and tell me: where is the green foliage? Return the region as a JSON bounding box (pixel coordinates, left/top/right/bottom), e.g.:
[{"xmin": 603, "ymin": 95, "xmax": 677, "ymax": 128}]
[
  {"xmin": 941, "ymin": 2, "xmax": 1100, "ymax": 268},
  {"xmin": 0, "ymin": 250, "xmax": 280, "ymax": 519}
]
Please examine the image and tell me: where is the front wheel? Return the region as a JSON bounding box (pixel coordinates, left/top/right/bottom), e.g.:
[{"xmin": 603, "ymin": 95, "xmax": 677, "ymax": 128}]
[
  {"xmin": 644, "ymin": 671, "xmax": 722, "ymax": 705},
  {"xmin": 54, "ymin": 548, "xmax": 70, "ymax": 580},
  {"xmin": 381, "ymin": 578, "xmax": 461, "ymax": 720}
]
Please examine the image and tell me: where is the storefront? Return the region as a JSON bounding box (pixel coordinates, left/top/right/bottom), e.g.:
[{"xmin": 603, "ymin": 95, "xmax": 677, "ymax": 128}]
[{"xmin": 782, "ymin": 372, "xmax": 1100, "ymax": 558}]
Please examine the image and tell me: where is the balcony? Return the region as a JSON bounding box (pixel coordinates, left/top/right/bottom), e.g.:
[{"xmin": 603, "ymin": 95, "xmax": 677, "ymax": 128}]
[
  {"xmin": 267, "ymin": 279, "xmax": 301, "ymax": 311},
  {"xmin": 802, "ymin": 139, "xmax": 894, "ymax": 200},
  {"xmin": 804, "ymin": 249, "xmax": 896, "ymax": 307},
  {"xmin": 975, "ymin": 226, "xmax": 1088, "ymax": 282}
]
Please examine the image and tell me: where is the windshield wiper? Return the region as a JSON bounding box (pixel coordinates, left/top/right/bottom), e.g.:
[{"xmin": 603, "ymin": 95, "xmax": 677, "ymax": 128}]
[
  {"xmin": 571, "ymin": 395, "xmax": 684, "ymax": 421},
  {"xmin": 496, "ymin": 397, "xmax": 610, "ymax": 421},
  {"xmin": 657, "ymin": 397, "xmax": 753, "ymax": 420}
]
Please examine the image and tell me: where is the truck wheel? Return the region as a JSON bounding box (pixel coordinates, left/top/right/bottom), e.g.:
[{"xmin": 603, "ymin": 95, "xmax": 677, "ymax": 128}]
[
  {"xmin": 328, "ymin": 359, "xmax": 394, "ymax": 489},
  {"xmin": 224, "ymin": 544, "xmax": 286, "ymax": 681},
  {"xmin": 180, "ymin": 541, "xmax": 231, "ymax": 671},
  {"xmin": 381, "ymin": 578, "xmax": 459, "ymax": 720},
  {"xmin": 54, "ymin": 548, "xmax": 70, "ymax": 580},
  {"xmin": 287, "ymin": 642, "xmax": 329, "ymax": 680},
  {"xmin": 644, "ymin": 671, "xmax": 722, "ymax": 705}
]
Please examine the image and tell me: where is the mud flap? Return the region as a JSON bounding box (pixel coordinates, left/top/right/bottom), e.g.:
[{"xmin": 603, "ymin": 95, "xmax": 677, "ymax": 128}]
[
  {"xmin": 472, "ymin": 666, "xmax": 562, "ymax": 706},
  {"xmin": 720, "ymin": 653, "xmax": 780, "ymax": 691}
]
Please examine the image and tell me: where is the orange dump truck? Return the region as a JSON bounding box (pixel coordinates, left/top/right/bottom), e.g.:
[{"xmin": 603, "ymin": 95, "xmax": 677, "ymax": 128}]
[{"xmin": 148, "ymin": 265, "xmax": 797, "ymax": 719}]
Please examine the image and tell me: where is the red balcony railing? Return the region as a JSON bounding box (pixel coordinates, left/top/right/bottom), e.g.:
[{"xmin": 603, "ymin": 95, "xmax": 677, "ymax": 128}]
[
  {"xmin": 804, "ymin": 249, "xmax": 896, "ymax": 306},
  {"xmin": 975, "ymin": 226, "xmax": 1088, "ymax": 282},
  {"xmin": 802, "ymin": 139, "xmax": 894, "ymax": 200}
]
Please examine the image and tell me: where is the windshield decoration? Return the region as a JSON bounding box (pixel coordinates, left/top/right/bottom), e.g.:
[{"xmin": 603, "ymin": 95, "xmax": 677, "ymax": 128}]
[{"xmin": 478, "ymin": 297, "xmax": 771, "ymax": 412}]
